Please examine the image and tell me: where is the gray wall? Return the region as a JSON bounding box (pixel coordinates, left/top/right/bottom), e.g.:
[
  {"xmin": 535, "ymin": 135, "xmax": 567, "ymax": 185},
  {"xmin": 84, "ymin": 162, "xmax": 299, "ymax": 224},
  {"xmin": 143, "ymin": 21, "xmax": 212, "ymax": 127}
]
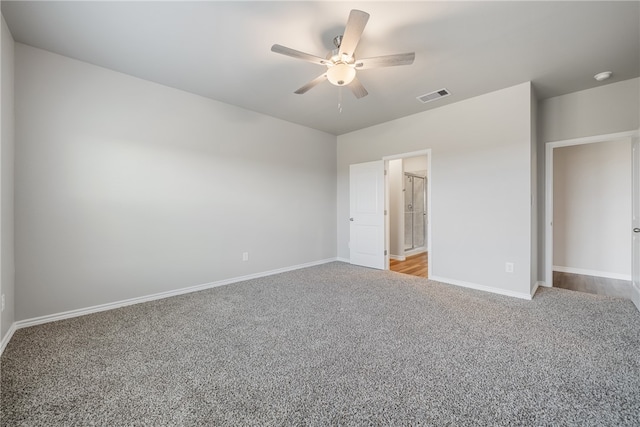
[
  {"xmin": 537, "ymin": 78, "xmax": 640, "ymax": 281},
  {"xmin": 539, "ymin": 78, "xmax": 639, "ymax": 144},
  {"xmin": 1, "ymin": 16, "xmax": 15, "ymax": 343},
  {"xmin": 15, "ymin": 44, "xmax": 337, "ymax": 320},
  {"xmin": 338, "ymin": 83, "xmax": 535, "ymax": 297}
]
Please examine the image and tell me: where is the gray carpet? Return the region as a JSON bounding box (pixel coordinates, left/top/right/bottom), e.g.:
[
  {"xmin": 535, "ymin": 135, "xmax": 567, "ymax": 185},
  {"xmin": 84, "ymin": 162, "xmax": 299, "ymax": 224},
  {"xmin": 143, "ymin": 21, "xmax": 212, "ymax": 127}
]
[{"xmin": 2, "ymin": 262, "xmax": 639, "ymax": 426}]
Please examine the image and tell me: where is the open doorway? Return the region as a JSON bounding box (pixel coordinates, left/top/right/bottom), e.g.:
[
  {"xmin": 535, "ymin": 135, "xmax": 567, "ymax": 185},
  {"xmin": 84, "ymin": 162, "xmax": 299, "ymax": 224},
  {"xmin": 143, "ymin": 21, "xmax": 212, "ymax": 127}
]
[
  {"xmin": 545, "ymin": 131, "xmax": 638, "ymax": 300},
  {"xmin": 385, "ymin": 151, "xmax": 430, "ymax": 278}
]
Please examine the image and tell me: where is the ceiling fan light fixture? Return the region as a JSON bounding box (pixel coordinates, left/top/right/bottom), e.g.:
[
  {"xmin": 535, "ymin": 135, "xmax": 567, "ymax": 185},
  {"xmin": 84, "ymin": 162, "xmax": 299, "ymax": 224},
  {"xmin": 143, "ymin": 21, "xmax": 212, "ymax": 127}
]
[{"xmin": 326, "ymin": 63, "xmax": 356, "ymax": 86}]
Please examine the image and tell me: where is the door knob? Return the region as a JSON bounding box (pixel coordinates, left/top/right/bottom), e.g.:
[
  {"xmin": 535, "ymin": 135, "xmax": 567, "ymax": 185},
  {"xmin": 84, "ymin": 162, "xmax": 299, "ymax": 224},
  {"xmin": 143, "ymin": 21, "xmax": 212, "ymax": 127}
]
[
  {"xmin": 634, "ymin": 228, "xmax": 640, "ymax": 233},
  {"xmin": 350, "ymin": 218, "xmax": 354, "ymax": 221}
]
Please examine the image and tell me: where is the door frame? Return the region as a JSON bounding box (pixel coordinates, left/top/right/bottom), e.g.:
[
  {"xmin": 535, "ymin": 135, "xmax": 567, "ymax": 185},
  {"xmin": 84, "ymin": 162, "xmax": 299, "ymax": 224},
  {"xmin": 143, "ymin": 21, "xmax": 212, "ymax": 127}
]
[
  {"xmin": 632, "ymin": 137, "xmax": 640, "ymax": 310},
  {"xmin": 544, "ymin": 130, "xmax": 639, "ymax": 288},
  {"xmin": 383, "ymin": 149, "xmax": 432, "ymax": 276}
]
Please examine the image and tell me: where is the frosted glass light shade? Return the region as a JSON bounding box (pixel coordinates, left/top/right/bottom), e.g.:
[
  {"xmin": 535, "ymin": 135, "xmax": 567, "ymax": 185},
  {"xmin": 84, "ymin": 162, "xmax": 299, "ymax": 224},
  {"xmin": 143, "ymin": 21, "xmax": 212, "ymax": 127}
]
[{"xmin": 326, "ymin": 63, "xmax": 356, "ymax": 86}]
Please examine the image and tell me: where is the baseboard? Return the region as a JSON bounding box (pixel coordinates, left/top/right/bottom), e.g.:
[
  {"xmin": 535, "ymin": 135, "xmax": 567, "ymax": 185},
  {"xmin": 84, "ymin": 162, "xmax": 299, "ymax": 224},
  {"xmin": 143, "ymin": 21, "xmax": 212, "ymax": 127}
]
[
  {"xmin": 531, "ymin": 281, "xmax": 543, "ymax": 298},
  {"xmin": 0, "ymin": 322, "xmax": 17, "ymax": 356},
  {"xmin": 404, "ymin": 248, "xmax": 427, "ymax": 257},
  {"xmin": 553, "ymin": 266, "xmax": 631, "ymax": 281},
  {"xmin": 336, "ymin": 257, "xmax": 350, "ymax": 263},
  {"xmin": 631, "ymin": 283, "xmax": 640, "ymax": 312},
  {"xmin": 429, "ymin": 275, "xmax": 533, "ymax": 300},
  {"xmin": 389, "ymin": 255, "xmax": 405, "ymax": 261},
  {"xmin": 539, "ymin": 280, "xmax": 552, "ymax": 288},
  {"xmin": 14, "ymin": 257, "xmax": 339, "ymax": 331}
]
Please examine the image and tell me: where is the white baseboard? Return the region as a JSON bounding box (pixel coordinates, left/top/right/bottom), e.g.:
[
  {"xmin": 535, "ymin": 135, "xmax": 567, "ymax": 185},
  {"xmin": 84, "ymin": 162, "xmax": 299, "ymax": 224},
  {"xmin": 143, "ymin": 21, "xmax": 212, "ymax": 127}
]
[
  {"xmin": 0, "ymin": 322, "xmax": 17, "ymax": 356},
  {"xmin": 13, "ymin": 258, "xmax": 339, "ymax": 331},
  {"xmin": 632, "ymin": 283, "xmax": 640, "ymax": 312},
  {"xmin": 429, "ymin": 275, "xmax": 534, "ymax": 300},
  {"xmin": 539, "ymin": 280, "xmax": 552, "ymax": 288},
  {"xmin": 404, "ymin": 247, "xmax": 427, "ymax": 257},
  {"xmin": 553, "ymin": 266, "xmax": 631, "ymax": 281},
  {"xmin": 531, "ymin": 281, "xmax": 543, "ymax": 298},
  {"xmin": 336, "ymin": 257, "xmax": 350, "ymax": 263},
  {"xmin": 389, "ymin": 255, "xmax": 405, "ymax": 261}
]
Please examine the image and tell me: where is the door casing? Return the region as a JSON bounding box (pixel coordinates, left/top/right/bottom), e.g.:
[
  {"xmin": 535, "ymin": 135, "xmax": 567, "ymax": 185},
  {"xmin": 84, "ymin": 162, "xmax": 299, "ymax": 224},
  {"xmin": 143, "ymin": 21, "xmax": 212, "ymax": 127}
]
[{"xmin": 544, "ymin": 130, "xmax": 639, "ymax": 298}]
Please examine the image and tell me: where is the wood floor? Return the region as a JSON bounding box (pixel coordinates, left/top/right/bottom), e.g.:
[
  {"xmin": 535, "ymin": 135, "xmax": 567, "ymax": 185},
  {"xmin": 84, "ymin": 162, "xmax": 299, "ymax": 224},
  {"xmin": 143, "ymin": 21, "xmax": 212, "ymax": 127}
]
[
  {"xmin": 390, "ymin": 252, "xmax": 428, "ymax": 278},
  {"xmin": 553, "ymin": 271, "xmax": 632, "ymax": 300}
]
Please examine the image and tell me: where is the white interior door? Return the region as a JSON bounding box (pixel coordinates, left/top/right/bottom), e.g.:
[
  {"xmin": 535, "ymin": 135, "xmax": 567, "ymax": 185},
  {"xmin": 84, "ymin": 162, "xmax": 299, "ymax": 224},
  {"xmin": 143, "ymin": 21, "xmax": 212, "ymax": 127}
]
[
  {"xmin": 632, "ymin": 137, "xmax": 640, "ymax": 303},
  {"xmin": 350, "ymin": 160, "xmax": 385, "ymax": 269}
]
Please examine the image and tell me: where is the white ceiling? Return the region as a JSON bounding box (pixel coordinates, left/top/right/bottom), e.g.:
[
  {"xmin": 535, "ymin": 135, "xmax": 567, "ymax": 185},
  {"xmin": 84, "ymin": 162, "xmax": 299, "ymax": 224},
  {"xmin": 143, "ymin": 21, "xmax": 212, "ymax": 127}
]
[{"xmin": 2, "ymin": 1, "xmax": 639, "ymax": 135}]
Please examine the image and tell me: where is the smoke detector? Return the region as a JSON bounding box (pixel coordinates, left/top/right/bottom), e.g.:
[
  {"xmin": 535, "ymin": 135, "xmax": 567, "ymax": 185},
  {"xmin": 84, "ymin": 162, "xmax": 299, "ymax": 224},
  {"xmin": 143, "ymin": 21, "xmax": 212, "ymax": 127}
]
[{"xmin": 594, "ymin": 71, "xmax": 612, "ymax": 82}]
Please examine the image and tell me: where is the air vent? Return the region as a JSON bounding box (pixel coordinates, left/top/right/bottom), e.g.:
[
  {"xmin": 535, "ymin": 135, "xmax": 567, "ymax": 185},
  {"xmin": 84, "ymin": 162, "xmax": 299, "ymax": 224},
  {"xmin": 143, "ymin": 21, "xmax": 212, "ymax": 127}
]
[{"xmin": 417, "ymin": 88, "xmax": 450, "ymax": 104}]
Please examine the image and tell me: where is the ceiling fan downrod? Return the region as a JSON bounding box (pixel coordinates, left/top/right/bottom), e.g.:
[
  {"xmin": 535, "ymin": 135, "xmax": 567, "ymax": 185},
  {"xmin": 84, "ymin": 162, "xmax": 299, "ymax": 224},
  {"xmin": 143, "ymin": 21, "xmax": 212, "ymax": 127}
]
[{"xmin": 333, "ymin": 35, "xmax": 343, "ymax": 49}]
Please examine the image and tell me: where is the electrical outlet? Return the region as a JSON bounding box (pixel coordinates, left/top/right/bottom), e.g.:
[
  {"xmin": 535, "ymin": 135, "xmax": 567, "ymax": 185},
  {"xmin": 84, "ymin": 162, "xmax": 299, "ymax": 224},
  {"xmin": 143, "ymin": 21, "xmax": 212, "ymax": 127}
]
[
  {"xmin": 505, "ymin": 262, "xmax": 514, "ymax": 273},
  {"xmin": 1, "ymin": 294, "xmax": 4, "ymax": 312},
  {"xmin": 242, "ymin": 252, "xmax": 249, "ymax": 262}
]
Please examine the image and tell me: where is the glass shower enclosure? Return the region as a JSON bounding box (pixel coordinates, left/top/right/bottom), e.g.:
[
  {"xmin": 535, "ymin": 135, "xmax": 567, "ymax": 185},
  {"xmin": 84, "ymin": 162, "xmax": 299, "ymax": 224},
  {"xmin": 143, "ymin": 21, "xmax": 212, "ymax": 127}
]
[{"xmin": 404, "ymin": 173, "xmax": 426, "ymax": 251}]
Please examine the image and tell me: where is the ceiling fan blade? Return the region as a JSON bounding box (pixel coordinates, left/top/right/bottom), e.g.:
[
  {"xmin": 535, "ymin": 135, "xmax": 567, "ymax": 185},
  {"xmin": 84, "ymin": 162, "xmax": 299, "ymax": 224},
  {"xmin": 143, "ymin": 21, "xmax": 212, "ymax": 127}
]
[
  {"xmin": 271, "ymin": 44, "xmax": 329, "ymax": 66},
  {"xmin": 355, "ymin": 53, "xmax": 416, "ymax": 70},
  {"xmin": 349, "ymin": 77, "xmax": 368, "ymax": 99},
  {"xmin": 338, "ymin": 9, "xmax": 370, "ymax": 58},
  {"xmin": 294, "ymin": 73, "xmax": 328, "ymax": 94}
]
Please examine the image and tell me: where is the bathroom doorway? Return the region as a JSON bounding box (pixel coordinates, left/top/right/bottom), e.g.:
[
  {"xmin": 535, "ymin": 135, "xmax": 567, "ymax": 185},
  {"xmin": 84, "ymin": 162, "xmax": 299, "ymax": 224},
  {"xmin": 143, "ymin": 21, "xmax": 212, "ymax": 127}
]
[{"xmin": 387, "ymin": 152, "xmax": 429, "ymax": 278}]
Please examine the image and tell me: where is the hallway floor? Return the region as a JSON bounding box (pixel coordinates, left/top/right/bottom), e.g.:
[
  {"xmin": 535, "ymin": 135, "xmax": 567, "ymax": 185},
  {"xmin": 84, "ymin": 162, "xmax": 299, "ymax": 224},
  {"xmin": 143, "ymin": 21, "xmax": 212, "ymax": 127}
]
[
  {"xmin": 553, "ymin": 271, "xmax": 632, "ymax": 300},
  {"xmin": 390, "ymin": 252, "xmax": 428, "ymax": 278}
]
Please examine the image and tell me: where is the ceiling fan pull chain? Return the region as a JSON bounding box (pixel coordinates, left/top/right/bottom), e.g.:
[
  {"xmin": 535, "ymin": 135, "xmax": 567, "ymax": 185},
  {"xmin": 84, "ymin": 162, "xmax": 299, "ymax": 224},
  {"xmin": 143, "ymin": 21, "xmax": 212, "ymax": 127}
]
[{"xmin": 338, "ymin": 87, "xmax": 343, "ymax": 113}]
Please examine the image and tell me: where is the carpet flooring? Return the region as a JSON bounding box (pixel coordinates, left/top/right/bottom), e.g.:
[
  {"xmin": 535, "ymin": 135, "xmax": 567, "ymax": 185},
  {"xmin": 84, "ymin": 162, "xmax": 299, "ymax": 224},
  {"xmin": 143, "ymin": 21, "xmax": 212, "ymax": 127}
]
[{"xmin": 1, "ymin": 262, "xmax": 639, "ymax": 426}]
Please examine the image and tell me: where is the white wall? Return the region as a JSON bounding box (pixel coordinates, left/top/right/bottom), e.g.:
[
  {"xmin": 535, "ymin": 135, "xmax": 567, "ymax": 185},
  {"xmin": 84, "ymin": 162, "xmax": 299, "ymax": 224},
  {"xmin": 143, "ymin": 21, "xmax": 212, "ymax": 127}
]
[
  {"xmin": 538, "ymin": 78, "xmax": 640, "ymax": 281},
  {"xmin": 403, "ymin": 156, "xmax": 427, "ymax": 175},
  {"xmin": 553, "ymin": 139, "xmax": 631, "ymax": 278},
  {"xmin": 338, "ymin": 82, "xmax": 535, "ymax": 298},
  {"xmin": 14, "ymin": 44, "xmax": 337, "ymax": 321},
  {"xmin": 1, "ymin": 16, "xmax": 15, "ymax": 344}
]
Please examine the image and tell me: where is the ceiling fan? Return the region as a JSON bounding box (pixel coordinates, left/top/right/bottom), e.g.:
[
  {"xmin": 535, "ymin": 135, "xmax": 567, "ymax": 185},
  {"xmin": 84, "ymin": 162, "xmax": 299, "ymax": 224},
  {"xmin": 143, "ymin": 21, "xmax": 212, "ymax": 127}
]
[{"xmin": 271, "ymin": 9, "xmax": 415, "ymax": 99}]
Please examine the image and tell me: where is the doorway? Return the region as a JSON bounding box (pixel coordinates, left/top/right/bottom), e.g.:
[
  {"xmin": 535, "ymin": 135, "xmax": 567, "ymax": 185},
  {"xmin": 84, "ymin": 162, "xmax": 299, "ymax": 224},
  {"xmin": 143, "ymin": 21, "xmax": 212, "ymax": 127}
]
[
  {"xmin": 348, "ymin": 150, "xmax": 431, "ymax": 278},
  {"xmin": 384, "ymin": 151, "xmax": 430, "ymax": 278},
  {"xmin": 545, "ymin": 130, "xmax": 639, "ymax": 302}
]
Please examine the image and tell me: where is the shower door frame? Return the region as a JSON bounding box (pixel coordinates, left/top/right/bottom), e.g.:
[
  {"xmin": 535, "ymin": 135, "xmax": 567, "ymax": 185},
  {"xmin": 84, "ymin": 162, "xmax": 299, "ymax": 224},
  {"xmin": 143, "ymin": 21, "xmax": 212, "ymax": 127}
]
[{"xmin": 404, "ymin": 172, "xmax": 427, "ymax": 252}]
